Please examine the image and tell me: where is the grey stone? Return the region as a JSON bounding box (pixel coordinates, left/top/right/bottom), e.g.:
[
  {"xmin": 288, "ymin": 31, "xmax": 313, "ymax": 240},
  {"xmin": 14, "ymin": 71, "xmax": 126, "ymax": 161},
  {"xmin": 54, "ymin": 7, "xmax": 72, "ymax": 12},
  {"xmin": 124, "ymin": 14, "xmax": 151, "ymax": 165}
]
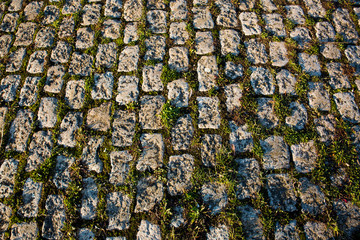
[
  {"xmin": 112, "ymin": 110, "xmax": 135, "ymax": 147},
  {"xmin": 82, "ymin": 4, "xmax": 101, "ymax": 26},
  {"xmin": 58, "ymin": 112, "xmax": 83, "ymax": 148},
  {"xmin": 290, "ymin": 27, "xmax": 312, "ymax": 49},
  {"xmin": 69, "ymin": 52, "xmax": 94, "ymax": 76},
  {"xmin": 217, "ymin": 8, "xmax": 238, "ymax": 28},
  {"xmin": 314, "ymin": 114, "xmax": 336, "ymax": 145},
  {"xmin": 261, "ymin": 136, "xmax": 290, "ymax": 170},
  {"xmin": 37, "ymin": 97, "xmax": 58, "ymax": 128},
  {"xmin": 270, "ymin": 42, "xmax": 288, "ymax": 67},
  {"xmin": 169, "ymin": 47, "xmax": 189, "ymax": 72},
  {"xmin": 194, "ymin": 0, "xmax": 208, "ymax": 4},
  {"xmin": 333, "ymin": 200, "xmax": 360, "ymax": 238},
  {"xmin": 326, "ymin": 62, "xmax": 351, "ymax": 89},
  {"xmin": 42, "ymin": 5, "xmax": 60, "ymax": 25},
  {"xmin": 333, "ymin": 92, "xmax": 360, "ymax": 123},
  {"xmin": 239, "ymin": 12, "xmax": 261, "ymax": 36},
  {"xmin": 18, "ymin": 76, "xmax": 40, "ymax": 107},
  {"xmin": 285, "ymin": 102, "xmax": 308, "ymax": 130},
  {"xmin": 0, "ymin": 159, "xmax": 18, "ymax": 198},
  {"xmin": 147, "ymin": 10, "xmax": 167, "ymax": 34},
  {"xmin": 0, "ymin": 13, "xmax": 19, "ymax": 32},
  {"xmin": 276, "ymin": 69, "xmax": 297, "ymax": 95},
  {"xmin": 304, "ymin": 0, "xmax": 326, "ymax": 18},
  {"xmin": 109, "ymin": 151, "xmax": 132, "ymax": 186},
  {"xmin": 275, "ymin": 220, "xmax": 300, "ymax": 240},
  {"xmin": 170, "ymin": 206, "xmax": 185, "ymax": 228},
  {"xmin": 167, "ymin": 154, "xmax": 194, "ymax": 196},
  {"xmin": 257, "ymin": 98, "xmax": 279, "ymax": 128},
  {"xmin": 331, "ymin": 168, "xmax": 349, "ymax": 189},
  {"xmin": 81, "ymin": 137, "xmax": 104, "ymax": 173},
  {"xmin": 207, "ymin": 225, "xmax": 229, "ymax": 240},
  {"xmin": 26, "ymin": 130, "xmax": 53, "ymax": 172},
  {"xmin": 79, "ymin": 228, "xmax": 95, "ymax": 240},
  {"xmin": 171, "ymin": 114, "xmax": 194, "ymax": 150},
  {"xmin": 285, "ymin": 5, "xmax": 305, "ymax": 25},
  {"xmin": 91, "ymin": 72, "xmax": 114, "ymax": 100},
  {"xmin": 238, "ymin": 205, "xmax": 265, "ymax": 240},
  {"xmin": 197, "ymin": 97, "xmax": 221, "ymax": 129},
  {"xmin": 308, "ymin": 82, "xmax": 330, "ymax": 111},
  {"xmin": 96, "ymin": 42, "xmax": 117, "ymax": 68},
  {"xmin": 229, "ymin": 121, "xmax": 253, "ymax": 153},
  {"xmin": 193, "ymin": 7, "xmax": 214, "ymax": 29},
  {"xmin": 24, "ymin": 1, "xmax": 43, "ymax": 20},
  {"xmin": 35, "ymin": 27, "xmax": 55, "ymax": 49},
  {"xmin": 220, "ymin": 29, "xmax": 241, "ymax": 55},
  {"xmin": 170, "ymin": 22, "xmax": 189, "ymax": 45},
  {"xmin": 51, "ymin": 41, "xmax": 72, "ymax": 64},
  {"xmin": 266, "ymin": 174, "xmax": 297, "ymax": 212},
  {"xmin": 7, "ymin": 109, "xmax": 34, "ymax": 152},
  {"xmin": 53, "ymin": 155, "xmax": 75, "ymax": 190},
  {"xmin": 58, "ymin": 16, "xmax": 75, "ymax": 38},
  {"xmin": 321, "ymin": 43, "xmax": 341, "ymax": 59},
  {"xmin": 10, "ymin": 222, "xmax": 38, "ymax": 240},
  {"xmin": 62, "ymin": 0, "xmax": 82, "ymax": 14},
  {"xmin": 6, "ymin": 48, "xmax": 26, "ymax": 72},
  {"xmin": 224, "ymin": 83, "xmax": 242, "ymax": 112},
  {"xmin": 201, "ymin": 182, "xmax": 227, "ymax": 215},
  {"xmin": 123, "ymin": 0, "xmax": 143, "ymax": 21},
  {"xmin": 137, "ymin": 133, "xmax": 164, "ymax": 171},
  {"xmin": 303, "ymin": 221, "xmax": 333, "ymax": 240},
  {"xmin": 345, "ymin": 45, "xmax": 360, "ymax": 75},
  {"xmin": 260, "ymin": 0, "xmax": 277, "ymax": 12},
  {"xmin": 225, "ymin": 62, "xmax": 243, "ymax": 80},
  {"xmin": 105, "ymin": 0, "xmax": 122, "ymax": 18},
  {"xmin": 315, "ymin": 22, "xmax": 336, "ymax": 42},
  {"xmin": 118, "ymin": 46, "xmax": 139, "ymax": 72},
  {"xmin": 116, "ymin": 76, "xmax": 139, "ymax": 105},
  {"xmin": 14, "ymin": 22, "xmax": 37, "ymax": 46},
  {"xmin": 333, "ymin": 8, "xmax": 358, "ymax": 43},
  {"xmin": 238, "ymin": 0, "xmax": 255, "ymax": 10},
  {"xmin": 0, "ymin": 107, "xmax": 6, "ymax": 140},
  {"xmin": 250, "ymin": 67, "xmax": 275, "ymax": 95},
  {"xmin": 27, "ymin": 50, "xmax": 47, "ymax": 74},
  {"xmin": 236, "ymin": 158, "xmax": 261, "ymax": 200},
  {"xmin": 167, "ymin": 79, "xmax": 191, "ymax": 107},
  {"xmin": 139, "ymin": 95, "xmax": 165, "ymax": 130},
  {"xmin": 201, "ymin": 134, "xmax": 222, "ymax": 167},
  {"xmin": 299, "ymin": 53, "xmax": 321, "ymax": 77},
  {"xmin": 197, "ymin": 55, "xmax": 218, "ymax": 91},
  {"xmin": 137, "ymin": 220, "xmax": 161, "ymax": 239},
  {"xmin": 135, "ymin": 176, "xmax": 164, "ymax": 213},
  {"xmin": 195, "ymin": 32, "xmax": 214, "ymax": 55},
  {"xmin": 107, "ymin": 192, "xmax": 132, "ymax": 230},
  {"xmin": 299, "ymin": 178, "xmax": 326, "ymax": 216},
  {"xmin": 245, "ymin": 39, "xmax": 268, "ymax": 64},
  {"xmin": 142, "ymin": 63, "xmax": 164, "ymax": 92},
  {"xmin": 124, "ymin": 22, "xmax": 138, "ymax": 44},
  {"xmin": 65, "ymin": 80, "xmax": 85, "ymax": 109},
  {"xmin": 42, "ymin": 195, "xmax": 66, "ymax": 240},
  {"xmin": 18, "ymin": 178, "xmax": 42, "ymax": 218},
  {"xmin": 0, "ymin": 34, "xmax": 12, "ymax": 58},
  {"xmin": 144, "ymin": 35, "xmax": 166, "ymax": 61},
  {"xmin": 76, "ymin": 27, "xmax": 94, "ymax": 49},
  {"xmin": 0, "ymin": 203, "xmax": 11, "ymax": 233},
  {"xmin": 170, "ymin": 0, "xmax": 188, "ymax": 21},
  {"xmin": 103, "ymin": 19, "xmax": 121, "ymax": 39},
  {"xmin": 81, "ymin": 177, "xmax": 98, "ymax": 220},
  {"xmin": 263, "ymin": 14, "xmax": 286, "ymax": 37}
]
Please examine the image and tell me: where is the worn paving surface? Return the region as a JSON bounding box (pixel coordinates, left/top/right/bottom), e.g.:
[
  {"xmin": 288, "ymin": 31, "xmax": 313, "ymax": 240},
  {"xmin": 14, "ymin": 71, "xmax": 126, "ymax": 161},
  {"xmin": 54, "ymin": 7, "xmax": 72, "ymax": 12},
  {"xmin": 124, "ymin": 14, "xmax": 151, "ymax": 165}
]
[{"xmin": 2, "ymin": 0, "xmax": 360, "ymax": 239}]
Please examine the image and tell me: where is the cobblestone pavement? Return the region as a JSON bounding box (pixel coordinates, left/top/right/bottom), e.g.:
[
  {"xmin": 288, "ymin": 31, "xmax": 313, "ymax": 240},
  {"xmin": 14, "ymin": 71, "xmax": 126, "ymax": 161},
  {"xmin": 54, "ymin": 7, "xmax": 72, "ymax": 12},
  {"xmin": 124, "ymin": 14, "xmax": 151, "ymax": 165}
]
[{"xmin": 2, "ymin": 0, "xmax": 360, "ymax": 239}]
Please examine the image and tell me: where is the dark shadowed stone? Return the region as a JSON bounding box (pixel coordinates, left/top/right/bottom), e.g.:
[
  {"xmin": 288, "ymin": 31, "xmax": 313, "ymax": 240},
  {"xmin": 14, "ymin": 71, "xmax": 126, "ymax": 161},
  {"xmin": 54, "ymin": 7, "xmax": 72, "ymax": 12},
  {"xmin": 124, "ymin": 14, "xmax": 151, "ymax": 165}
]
[
  {"xmin": 285, "ymin": 102, "xmax": 308, "ymax": 130},
  {"xmin": 53, "ymin": 155, "xmax": 75, "ymax": 190},
  {"xmin": 299, "ymin": 178, "xmax": 326, "ymax": 216},
  {"xmin": 80, "ymin": 177, "xmax": 98, "ymax": 220},
  {"xmin": 238, "ymin": 205, "xmax": 265, "ymax": 240},
  {"xmin": 275, "ymin": 220, "xmax": 300, "ymax": 240},
  {"xmin": 236, "ymin": 158, "xmax": 262, "ymax": 200},
  {"xmin": 261, "ymin": 136, "xmax": 290, "ymax": 170},
  {"xmin": 79, "ymin": 228, "xmax": 95, "ymax": 240},
  {"xmin": 137, "ymin": 133, "xmax": 164, "ymax": 171},
  {"xmin": 167, "ymin": 154, "xmax": 194, "ymax": 196},
  {"xmin": 303, "ymin": 221, "xmax": 333, "ymax": 240},
  {"xmin": 291, "ymin": 141, "xmax": 317, "ymax": 173},
  {"xmin": 266, "ymin": 174, "xmax": 297, "ymax": 212},
  {"xmin": 18, "ymin": 178, "xmax": 43, "ymax": 218},
  {"xmin": 170, "ymin": 206, "xmax": 185, "ymax": 228},
  {"xmin": 201, "ymin": 134, "xmax": 222, "ymax": 167},
  {"xmin": 107, "ymin": 192, "xmax": 132, "ymax": 230},
  {"xmin": 333, "ymin": 200, "xmax": 360, "ymax": 238},
  {"xmin": 201, "ymin": 182, "xmax": 228, "ymax": 215},
  {"xmin": 135, "ymin": 176, "xmax": 164, "ymax": 213},
  {"xmin": 257, "ymin": 98, "xmax": 279, "ymax": 129},
  {"xmin": 112, "ymin": 110, "xmax": 135, "ymax": 147},
  {"xmin": 42, "ymin": 195, "xmax": 66, "ymax": 239},
  {"xmin": 314, "ymin": 114, "xmax": 336, "ymax": 145}
]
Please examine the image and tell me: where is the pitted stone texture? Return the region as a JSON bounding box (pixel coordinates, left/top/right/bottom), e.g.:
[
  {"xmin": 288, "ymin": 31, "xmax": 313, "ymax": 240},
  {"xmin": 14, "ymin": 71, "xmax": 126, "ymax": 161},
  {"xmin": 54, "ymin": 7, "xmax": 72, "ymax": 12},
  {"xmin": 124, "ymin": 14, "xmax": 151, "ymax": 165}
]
[
  {"xmin": 261, "ymin": 136, "xmax": 290, "ymax": 170},
  {"xmin": 315, "ymin": 22, "xmax": 336, "ymax": 42},
  {"xmin": 137, "ymin": 220, "xmax": 161, "ymax": 239},
  {"xmin": 286, "ymin": 102, "xmax": 308, "ymax": 130},
  {"xmin": 14, "ymin": 22, "xmax": 37, "ymax": 47},
  {"xmin": 238, "ymin": 205, "xmax": 265, "ymax": 240},
  {"xmin": 69, "ymin": 52, "xmax": 94, "ymax": 76},
  {"xmin": 76, "ymin": 27, "xmax": 94, "ymax": 49},
  {"xmin": 58, "ymin": 112, "xmax": 83, "ymax": 148},
  {"xmin": 193, "ymin": 7, "xmax": 214, "ymax": 29},
  {"xmin": 24, "ymin": 1, "xmax": 43, "ymax": 20},
  {"xmin": 260, "ymin": 0, "xmax": 277, "ymax": 12},
  {"xmin": 62, "ymin": 0, "xmax": 82, "ymax": 15},
  {"xmin": 7, "ymin": 109, "xmax": 34, "ymax": 152},
  {"xmin": 26, "ymin": 131, "xmax": 53, "ymax": 172},
  {"xmin": 167, "ymin": 154, "xmax": 194, "ymax": 196},
  {"xmin": 308, "ymin": 82, "xmax": 330, "ymax": 111},
  {"xmin": 201, "ymin": 134, "xmax": 222, "ymax": 167},
  {"xmin": 139, "ymin": 95, "xmax": 165, "ymax": 130},
  {"xmin": 79, "ymin": 228, "xmax": 95, "ymax": 240},
  {"xmin": 42, "ymin": 195, "xmax": 66, "ymax": 240},
  {"xmin": 201, "ymin": 183, "xmax": 228, "ymax": 215},
  {"xmin": 224, "ymin": 83, "xmax": 242, "ymax": 112},
  {"xmin": 285, "ymin": 5, "xmax": 305, "ymax": 25},
  {"xmin": 321, "ymin": 43, "xmax": 341, "ymax": 60},
  {"xmin": 91, "ymin": 72, "xmax": 114, "ymax": 100},
  {"xmin": 269, "ymin": 42, "xmax": 288, "ymax": 67},
  {"xmin": 0, "ymin": 75, "xmax": 20, "ymax": 102},
  {"xmin": 299, "ymin": 178, "xmax": 326, "ymax": 216},
  {"xmin": 137, "ymin": 133, "xmax": 164, "ymax": 171},
  {"xmin": 167, "ymin": 79, "xmax": 191, "ymax": 107},
  {"xmin": 135, "ymin": 176, "xmax": 164, "ymax": 213},
  {"xmin": 257, "ymin": 98, "xmax": 279, "ymax": 129},
  {"xmin": 0, "ymin": 108, "xmax": 6, "ymax": 139},
  {"xmin": 18, "ymin": 178, "xmax": 42, "ymax": 218},
  {"xmin": 197, "ymin": 97, "xmax": 221, "ymax": 129},
  {"xmin": 263, "ymin": 14, "xmax": 286, "ymax": 37},
  {"xmin": 217, "ymin": 8, "xmax": 238, "ymax": 28},
  {"xmin": 37, "ymin": 97, "xmax": 58, "ymax": 128},
  {"xmin": 290, "ymin": 27, "xmax": 312, "ymax": 49},
  {"xmin": 147, "ymin": 0, "xmax": 165, "ymax": 9},
  {"xmin": 197, "ymin": 55, "xmax": 218, "ymax": 91},
  {"xmin": 18, "ymin": 76, "xmax": 40, "ymax": 107},
  {"xmin": 245, "ymin": 39, "xmax": 268, "ymax": 64},
  {"xmin": 87, "ymin": 102, "xmax": 111, "ymax": 131},
  {"xmin": 334, "ymin": 92, "xmax": 360, "ymax": 123},
  {"xmin": 236, "ymin": 158, "xmax": 261, "ymax": 200},
  {"xmin": 124, "ymin": 22, "xmax": 138, "ymax": 44},
  {"xmin": 238, "ymin": 0, "xmax": 255, "ymax": 10},
  {"xmin": 103, "ymin": 19, "xmax": 121, "ymax": 39},
  {"xmin": 207, "ymin": 225, "xmax": 229, "ymax": 240},
  {"xmin": 169, "ymin": 47, "xmax": 189, "ymax": 72},
  {"xmin": 266, "ymin": 174, "xmax": 297, "ymax": 212},
  {"xmin": 0, "ymin": 159, "xmax": 18, "ymax": 198},
  {"xmin": 0, "ymin": 13, "xmax": 19, "ymax": 32},
  {"xmin": 170, "ymin": 22, "xmax": 189, "ymax": 45},
  {"xmin": 299, "ymin": 53, "xmax": 321, "ymax": 77},
  {"xmin": 53, "ymin": 156, "xmax": 75, "ymax": 190},
  {"xmin": 65, "ymin": 80, "xmax": 85, "ymax": 109},
  {"xmin": 345, "ymin": 45, "xmax": 360, "ymax": 75},
  {"xmin": 82, "ymin": 4, "xmax": 101, "ymax": 26},
  {"xmin": 275, "ymin": 220, "xmax": 300, "ymax": 240},
  {"xmin": 124, "ymin": 0, "xmax": 143, "ymax": 21},
  {"xmin": 96, "ymin": 43, "xmax": 117, "ymax": 68},
  {"xmin": 170, "ymin": 206, "xmax": 185, "ymax": 228},
  {"xmin": 250, "ymin": 67, "xmax": 275, "ymax": 95},
  {"xmin": 195, "ymin": 31, "xmax": 214, "ymax": 55},
  {"xmin": 220, "ymin": 29, "xmax": 241, "ymax": 56},
  {"xmin": 314, "ymin": 114, "xmax": 336, "ymax": 145},
  {"xmin": 81, "ymin": 137, "xmax": 104, "ymax": 173},
  {"xmin": 112, "ymin": 110, "xmax": 135, "ymax": 147},
  {"xmin": 81, "ymin": 177, "xmax": 98, "ymax": 220},
  {"xmin": 145, "ymin": 35, "xmax": 166, "ymax": 61},
  {"xmin": 107, "ymin": 192, "xmax": 132, "ymax": 231},
  {"xmin": 43, "ymin": 5, "xmax": 60, "ymax": 25},
  {"xmin": 276, "ymin": 69, "xmax": 297, "ymax": 95},
  {"xmin": 229, "ymin": 122, "xmax": 253, "ymax": 153},
  {"xmin": 147, "ymin": 10, "xmax": 167, "ymax": 34},
  {"xmin": 110, "ymin": 151, "xmax": 132, "ymax": 186},
  {"xmin": 45, "ymin": 65, "xmax": 65, "ymax": 93},
  {"xmin": 6, "ymin": 48, "xmax": 26, "ymax": 73},
  {"xmin": 171, "ymin": 114, "xmax": 194, "ymax": 151},
  {"xmin": 105, "ymin": 0, "xmax": 122, "ymax": 18},
  {"xmin": 51, "ymin": 41, "xmax": 72, "ymax": 64},
  {"xmin": 326, "ymin": 62, "xmax": 351, "ymax": 89},
  {"xmin": 170, "ymin": 0, "xmax": 188, "ymax": 21},
  {"xmin": 0, "ymin": 203, "xmax": 11, "ymax": 233},
  {"xmin": 333, "ymin": 8, "xmax": 358, "ymax": 43},
  {"xmin": 118, "ymin": 46, "xmax": 139, "ymax": 72},
  {"xmin": 59, "ymin": 16, "xmax": 75, "ymax": 38},
  {"xmin": 27, "ymin": 50, "xmax": 47, "ymax": 74},
  {"xmin": 225, "ymin": 62, "xmax": 243, "ymax": 80},
  {"xmin": 142, "ymin": 63, "xmax": 164, "ymax": 92},
  {"xmin": 239, "ymin": 12, "xmax": 262, "ymax": 36},
  {"xmin": 0, "ymin": 35, "xmax": 12, "ymax": 58},
  {"xmin": 304, "ymin": 0, "xmax": 326, "ymax": 18},
  {"xmin": 333, "ymin": 200, "xmax": 360, "ymax": 238},
  {"xmin": 116, "ymin": 76, "xmax": 139, "ymax": 105},
  {"xmin": 303, "ymin": 222, "xmax": 334, "ymax": 240},
  {"xmin": 10, "ymin": 222, "xmax": 38, "ymax": 240}
]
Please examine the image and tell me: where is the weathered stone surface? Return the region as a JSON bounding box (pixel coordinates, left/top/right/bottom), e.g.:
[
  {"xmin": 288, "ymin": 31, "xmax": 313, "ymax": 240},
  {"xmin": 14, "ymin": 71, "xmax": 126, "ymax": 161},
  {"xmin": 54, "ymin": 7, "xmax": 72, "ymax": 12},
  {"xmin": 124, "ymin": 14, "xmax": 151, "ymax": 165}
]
[
  {"xmin": 238, "ymin": 205, "xmax": 265, "ymax": 240},
  {"xmin": 261, "ymin": 0, "xmax": 277, "ymax": 12},
  {"xmin": 170, "ymin": 0, "xmax": 187, "ymax": 21},
  {"xmin": 118, "ymin": 46, "xmax": 139, "ymax": 72},
  {"xmin": 275, "ymin": 220, "xmax": 300, "ymax": 240},
  {"xmin": 169, "ymin": 47, "xmax": 189, "ymax": 72},
  {"xmin": 137, "ymin": 133, "xmax": 164, "ymax": 171},
  {"xmin": 171, "ymin": 114, "xmax": 194, "ymax": 151},
  {"xmin": 170, "ymin": 206, "xmax": 185, "ymax": 228},
  {"xmin": 116, "ymin": 76, "xmax": 139, "ymax": 105},
  {"xmin": 87, "ymin": 102, "xmax": 111, "ymax": 131},
  {"xmin": 51, "ymin": 41, "xmax": 72, "ymax": 64},
  {"xmin": 333, "ymin": 8, "xmax": 358, "ymax": 43},
  {"xmin": 62, "ymin": 0, "xmax": 82, "ymax": 15},
  {"xmin": 91, "ymin": 72, "xmax": 114, "ymax": 100},
  {"xmin": 315, "ymin": 22, "xmax": 336, "ymax": 42},
  {"xmin": 142, "ymin": 63, "xmax": 164, "ymax": 92},
  {"xmin": 43, "ymin": 5, "xmax": 59, "ymax": 25},
  {"xmin": 147, "ymin": 10, "xmax": 167, "ymax": 34},
  {"xmin": 290, "ymin": 27, "xmax": 311, "ymax": 49},
  {"xmin": 81, "ymin": 177, "xmax": 98, "ymax": 220},
  {"xmin": 18, "ymin": 76, "xmax": 40, "ymax": 107},
  {"xmin": 79, "ymin": 228, "xmax": 95, "ymax": 240},
  {"xmin": 0, "ymin": 75, "xmax": 21, "ymax": 102},
  {"xmin": 263, "ymin": 13, "xmax": 286, "ymax": 37},
  {"xmin": 6, "ymin": 48, "xmax": 26, "ymax": 72},
  {"xmin": 147, "ymin": 0, "xmax": 165, "ymax": 9},
  {"xmin": 81, "ymin": 137, "xmax": 104, "ymax": 173},
  {"xmin": 308, "ymin": 82, "xmax": 330, "ymax": 111},
  {"xmin": 314, "ymin": 114, "xmax": 336, "ymax": 145},
  {"xmin": 321, "ymin": 43, "xmax": 341, "ymax": 59},
  {"xmin": 27, "ymin": 50, "xmax": 47, "ymax": 74},
  {"xmin": 37, "ymin": 97, "xmax": 58, "ymax": 128},
  {"xmin": 137, "ymin": 220, "xmax": 161, "ymax": 239},
  {"xmin": 76, "ymin": 27, "xmax": 94, "ymax": 49},
  {"xmin": 167, "ymin": 154, "xmax": 194, "ymax": 196},
  {"xmin": 345, "ymin": 45, "xmax": 360, "ymax": 75},
  {"xmin": 44, "ymin": 65, "xmax": 65, "ymax": 93},
  {"xmin": 220, "ymin": 29, "xmax": 241, "ymax": 55},
  {"xmin": 229, "ymin": 121, "xmax": 253, "ymax": 153},
  {"xmin": 197, "ymin": 97, "xmax": 221, "ymax": 129},
  {"xmin": 123, "ymin": 0, "xmax": 143, "ymax": 21},
  {"xmin": 257, "ymin": 98, "xmax": 279, "ymax": 129},
  {"xmin": 53, "ymin": 155, "xmax": 75, "ymax": 190},
  {"xmin": 239, "ymin": 12, "xmax": 262, "ymax": 36},
  {"xmin": 82, "ymin": 4, "xmax": 101, "ymax": 26},
  {"xmin": 24, "ymin": 1, "xmax": 43, "ymax": 20},
  {"xmin": 245, "ymin": 39, "xmax": 268, "ymax": 64},
  {"xmin": 135, "ymin": 176, "xmax": 164, "ymax": 213},
  {"xmin": 270, "ymin": 42, "xmax": 288, "ymax": 67},
  {"xmin": 193, "ymin": 7, "xmax": 214, "ymax": 29},
  {"xmin": 326, "ymin": 62, "xmax": 350, "ymax": 89},
  {"xmin": 291, "ymin": 141, "xmax": 317, "ymax": 174},
  {"xmin": 285, "ymin": 102, "xmax": 308, "ymax": 130},
  {"xmin": 7, "ymin": 109, "xmax": 34, "ymax": 152},
  {"xmin": 26, "ymin": 131, "xmax": 53, "ymax": 172},
  {"xmin": 266, "ymin": 174, "xmax": 297, "ymax": 212},
  {"xmin": 109, "ymin": 151, "xmax": 132, "ymax": 186},
  {"xmin": 103, "ymin": 19, "xmax": 121, "ymax": 39},
  {"xmin": 207, "ymin": 225, "xmax": 229, "ymax": 240},
  {"xmin": 96, "ymin": 42, "xmax": 117, "ymax": 68},
  {"xmin": 0, "ymin": 107, "xmax": 6, "ymax": 140},
  {"xmin": 276, "ymin": 69, "xmax": 297, "ymax": 95},
  {"xmin": 0, "ymin": 13, "xmax": 19, "ymax": 32},
  {"xmin": 167, "ymin": 79, "xmax": 191, "ymax": 107},
  {"xmin": 124, "ymin": 22, "xmax": 138, "ymax": 44},
  {"xmin": 201, "ymin": 134, "xmax": 222, "ymax": 167},
  {"xmin": 139, "ymin": 95, "xmax": 165, "ymax": 130},
  {"xmin": 225, "ymin": 62, "xmax": 243, "ymax": 80},
  {"xmin": 285, "ymin": 5, "xmax": 305, "ymax": 25},
  {"xmin": 0, "ymin": 158, "xmax": 18, "ymax": 198},
  {"xmin": 299, "ymin": 53, "xmax": 321, "ymax": 77},
  {"xmin": 236, "ymin": 158, "xmax": 261, "ymax": 200},
  {"xmin": 18, "ymin": 178, "xmax": 42, "ymax": 218},
  {"xmin": 145, "ymin": 35, "xmax": 166, "ymax": 61},
  {"xmin": 304, "ymin": 0, "xmax": 326, "ymax": 18},
  {"xmin": 333, "ymin": 92, "xmax": 360, "ymax": 123},
  {"xmin": 217, "ymin": 8, "xmax": 238, "ymax": 28},
  {"xmin": 107, "ymin": 192, "xmax": 132, "ymax": 230},
  {"xmin": 299, "ymin": 178, "xmax": 326, "ymax": 216},
  {"xmin": 65, "ymin": 80, "xmax": 85, "ymax": 109},
  {"xmin": 224, "ymin": 83, "xmax": 242, "ymax": 112},
  {"xmin": 112, "ymin": 110, "xmax": 135, "ymax": 147},
  {"xmin": 0, "ymin": 202, "xmax": 11, "ymax": 233},
  {"xmin": 59, "ymin": 16, "xmax": 75, "ymax": 38},
  {"xmin": 0, "ymin": 34, "xmax": 12, "ymax": 58},
  {"xmin": 303, "ymin": 222, "xmax": 333, "ymax": 240},
  {"xmin": 10, "ymin": 222, "xmax": 38, "ymax": 240},
  {"xmin": 195, "ymin": 31, "xmax": 214, "ymax": 55},
  {"xmin": 14, "ymin": 22, "xmax": 37, "ymax": 46},
  {"xmin": 333, "ymin": 200, "xmax": 360, "ymax": 238},
  {"xmin": 261, "ymin": 136, "xmax": 290, "ymax": 170},
  {"xmin": 250, "ymin": 67, "xmax": 275, "ymax": 95},
  {"xmin": 58, "ymin": 112, "xmax": 83, "ymax": 148},
  {"xmin": 42, "ymin": 195, "xmax": 66, "ymax": 240},
  {"xmin": 201, "ymin": 183, "xmax": 227, "ymax": 215},
  {"xmin": 69, "ymin": 52, "xmax": 94, "ymax": 76},
  {"xmin": 197, "ymin": 55, "xmax": 218, "ymax": 91}
]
